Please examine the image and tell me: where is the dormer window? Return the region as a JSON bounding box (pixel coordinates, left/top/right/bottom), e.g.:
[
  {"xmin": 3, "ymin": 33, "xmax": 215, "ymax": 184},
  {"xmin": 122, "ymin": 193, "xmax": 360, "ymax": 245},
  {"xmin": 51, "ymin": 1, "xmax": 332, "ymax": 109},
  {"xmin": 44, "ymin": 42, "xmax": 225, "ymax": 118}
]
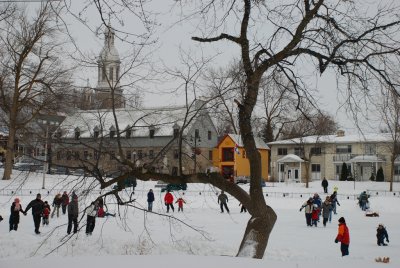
[
  {"xmin": 173, "ymin": 123, "xmax": 180, "ymax": 138},
  {"xmin": 109, "ymin": 125, "xmax": 116, "ymax": 139},
  {"xmin": 74, "ymin": 127, "xmax": 80, "ymax": 140},
  {"xmin": 126, "ymin": 125, "xmax": 131, "ymax": 139},
  {"xmin": 149, "ymin": 126, "xmax": 155, "ymax": 139},
  {"xmin": 94, "ymin": 126, "xmax": 100, "ymax": 139}
]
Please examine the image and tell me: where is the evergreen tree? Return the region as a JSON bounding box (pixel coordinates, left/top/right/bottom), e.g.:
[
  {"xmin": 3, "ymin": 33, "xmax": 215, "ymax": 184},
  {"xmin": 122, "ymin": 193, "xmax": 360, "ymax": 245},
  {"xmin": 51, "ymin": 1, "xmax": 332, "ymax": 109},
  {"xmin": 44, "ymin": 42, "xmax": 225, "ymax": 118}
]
[
  {"xmin": 340, "ymin": 162, "xmax": 348, "ymax": 181},
  {"xmin": 376, "ymin": 167, "xmax": 385, "ymax": 182}
]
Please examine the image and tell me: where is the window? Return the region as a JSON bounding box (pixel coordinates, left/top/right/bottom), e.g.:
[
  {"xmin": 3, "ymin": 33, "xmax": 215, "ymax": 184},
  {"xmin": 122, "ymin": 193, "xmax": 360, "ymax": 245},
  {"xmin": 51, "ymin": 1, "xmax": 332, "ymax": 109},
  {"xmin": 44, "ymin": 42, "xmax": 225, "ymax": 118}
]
[
  {"xmin": 66, "ymin": 151, "xmax": 72, "ymax": 160},
  {"xmin": 294, "ymin": 147, "xmax": 304, "ymax": 157},
  {"xmin": 311, "ymin": 164, "xmax": 321, "ymax": 172},
  {"xmin": 209, "ymin": 150, "xmax": 213, "ymax": 160},
  {"xmin": 109, "ymin": 67, "xmax": 113, "ymax": 81},
  {"xmin": 280, "ymin": 164, "xmax": 285, "ymax": 172},
  {"xmin": 149, "ymin": 129, "xmax": 155, "ymax": 139},
  {"xmin": 222, "ymin": 148, "xmax": 234, "ymax": 162},
  {"xmin": 138, "ymin": 150, "xmax": 143, "ymax": 159},
  {"xmin": 94, "ymin": 150, "xmax": 99, "ymax": 160},
  {"xmin": 365, "ymin": 144, "xmax": 376, "ymax": 155},
  {"xmin": 126, "ymin": 129, "xmax": 131, "ymax": 139},
  {"xmin": 57, "ymin": 151, "xmax": 62, "ymax": 160},
  {"xmin": 149, "ymin": 150, "xmax": 154, "ymax": 159},
  {"xmin": 94, "ymin": 131, "xmax": 99, "ymax": 138},
  {"xmin": 278, "ymin": 148, "xmax": 287, "ymax": 156},
  {"xmin": 394, "ymin": 165, "xmax": 400, "ymax": 175},
  {"xmin": 110, "ymin": 151, "xmax": 115, "ymax": 160},
  {"xmin": 195, "ymin": 129, "xmax": 199, "ymax": 138},
  {"xmin": 75, "ymin": 131, "xmax": 80, "ymax": 140},
  {"xmin": 126, "ymin": 150, "xmax": 131, "ymax": 160},
  {"xmin": 173, "ymin": 149, "xmax": 179, "ymax": 159},
  {"xmin": 208, "ymin": 131, "xmax": 212, "ymax": 140},
  {"xmin": 102, "ymin": 66, "xmax": 106, "ymax": 81},
  {"xmin": 173, "ymin": 128, "xmax": 179, "ymax": 138},
  {"xmin": 74, "ymin": 151, "xmax": 80, "ymax": 160},
  {"xmin": 84, "ymin": 151, "xmax": 89, "ymax": 160},
  {"xmin": 116, "ymin": 66, "xmax": 120, "ymax": 80},
  {"xmin": 336, "ymin": 145, "xmax": 352, "ymax": 154},
  {"xmin": 310, "ymin": 147, "xmax": 322, "ymax": 155}
]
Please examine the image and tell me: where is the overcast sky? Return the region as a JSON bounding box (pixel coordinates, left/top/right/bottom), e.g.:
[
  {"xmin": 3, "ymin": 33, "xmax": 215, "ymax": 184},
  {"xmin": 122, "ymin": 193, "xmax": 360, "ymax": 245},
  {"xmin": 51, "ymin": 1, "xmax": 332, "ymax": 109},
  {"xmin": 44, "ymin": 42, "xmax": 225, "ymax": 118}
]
[{"xmin": 16, "ymin": 0, "xmax": 392, "ymax": 135}]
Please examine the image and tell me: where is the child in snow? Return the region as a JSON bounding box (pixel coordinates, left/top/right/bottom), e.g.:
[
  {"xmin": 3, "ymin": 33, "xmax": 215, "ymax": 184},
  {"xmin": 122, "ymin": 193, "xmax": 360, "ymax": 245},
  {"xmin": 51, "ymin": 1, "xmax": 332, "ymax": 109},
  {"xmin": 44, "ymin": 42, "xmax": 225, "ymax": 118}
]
[
  {"xmin": 376, "ymin": 224, "xmax": 389, "ymax": 246},
  {"xmin": 9, "ymin": 198, "xmax": 25, "ymax": 231},
  {"xmin": 335, "ymin": 217, "xmax": 350, "ymax": 256},
  {"xmin": 42, "ymin": 202, "xmax": 50, "ymax": 226},
  {"xmin": 239, "ymin": 203, "xmax": 247, "ymax": 213},
  {"xmin": 311, "ymin": 204, "xmax": 320, "ymax": 227},
  {"xmin": 175, "ymin": 196, "xmax": 186, "ymax": 212}
]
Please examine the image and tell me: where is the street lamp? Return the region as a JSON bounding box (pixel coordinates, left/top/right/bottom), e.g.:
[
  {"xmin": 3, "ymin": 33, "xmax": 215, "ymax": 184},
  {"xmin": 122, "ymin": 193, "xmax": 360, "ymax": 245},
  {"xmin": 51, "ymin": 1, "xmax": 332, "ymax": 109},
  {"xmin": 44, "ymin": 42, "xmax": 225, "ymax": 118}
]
[
  {"xmin": 37, "ymin": 118, "xmax": 60, "ymax": 189},
  {"xmin": 190, "ymin": 132, "xmax": 201, "ymax": 174}
]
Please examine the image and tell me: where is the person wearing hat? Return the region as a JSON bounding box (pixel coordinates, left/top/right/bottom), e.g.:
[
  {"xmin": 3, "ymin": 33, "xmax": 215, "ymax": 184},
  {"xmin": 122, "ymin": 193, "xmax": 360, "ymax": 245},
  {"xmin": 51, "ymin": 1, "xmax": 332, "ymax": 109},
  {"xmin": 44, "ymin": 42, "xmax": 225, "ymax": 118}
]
[
  {"xmin": 24, "ymin": 193, "xmax": 45, "ymax": 234},
  {"xmin": 335, "ymin": 217, "xmax": 350, "ymax": 256},
  {"xmin": 299, "ymin": 197, "xmax": 314, "ymax": 226},
  {"xmin": 9, "ymin": 197, "xmax": 24, "ymax": 231},
  {"xmin": 376, "ymin": 224, "xmax": 389, "ymax": 246}
]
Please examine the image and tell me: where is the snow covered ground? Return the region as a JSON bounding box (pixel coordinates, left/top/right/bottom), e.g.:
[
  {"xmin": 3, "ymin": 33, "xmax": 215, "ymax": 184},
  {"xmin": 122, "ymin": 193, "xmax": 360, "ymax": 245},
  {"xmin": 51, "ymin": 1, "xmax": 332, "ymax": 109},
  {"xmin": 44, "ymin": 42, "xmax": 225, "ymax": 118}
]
[{"xmin": 0, "ymin": 169, "xmax": 399, "ymax": 268}]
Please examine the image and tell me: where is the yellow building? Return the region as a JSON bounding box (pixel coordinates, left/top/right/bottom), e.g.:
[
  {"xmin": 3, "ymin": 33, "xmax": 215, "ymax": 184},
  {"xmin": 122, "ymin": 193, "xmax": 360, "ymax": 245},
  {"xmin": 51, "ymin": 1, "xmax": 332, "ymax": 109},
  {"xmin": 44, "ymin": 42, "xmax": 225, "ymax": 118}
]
[{"xmin": 213, "ymin": 134, "xmax": 269, "ymax": 182}]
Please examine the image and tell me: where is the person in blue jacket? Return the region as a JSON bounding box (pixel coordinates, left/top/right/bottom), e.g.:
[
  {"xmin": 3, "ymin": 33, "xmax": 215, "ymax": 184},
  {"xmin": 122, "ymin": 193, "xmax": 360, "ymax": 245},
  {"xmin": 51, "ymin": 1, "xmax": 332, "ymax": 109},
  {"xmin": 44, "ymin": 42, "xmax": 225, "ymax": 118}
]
[
  {"xmin": 376, "ymin": 224, "xmax": 389, "ymax": 246},
  {"xmin": 147, "ymin": 189, "xmax": 155, "ymax": 212}
]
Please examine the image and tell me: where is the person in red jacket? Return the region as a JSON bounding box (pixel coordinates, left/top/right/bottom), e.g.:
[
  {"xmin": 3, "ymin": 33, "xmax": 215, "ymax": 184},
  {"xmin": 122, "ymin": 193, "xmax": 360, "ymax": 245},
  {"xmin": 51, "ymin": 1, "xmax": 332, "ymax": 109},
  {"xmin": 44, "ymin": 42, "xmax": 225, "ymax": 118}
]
[
  {"xmin": 175, "ymin": 194, "xmax": 186, "ymax": 212},
  {"xmin": 311, "ymin": 204, "xmax": 320, "ymax": 227},
  {"xmin": 335, "ymin": 217, "xmax": 350, "ymax": 256},
  {"xmin": 164, "ymin": 190, "xmax": 174, "ymax": 213}
]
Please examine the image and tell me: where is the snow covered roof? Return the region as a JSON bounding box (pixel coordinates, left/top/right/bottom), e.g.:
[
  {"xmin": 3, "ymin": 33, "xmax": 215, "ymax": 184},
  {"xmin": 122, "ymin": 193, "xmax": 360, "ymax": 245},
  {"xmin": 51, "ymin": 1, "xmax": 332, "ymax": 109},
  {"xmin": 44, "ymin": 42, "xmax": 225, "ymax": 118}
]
[
  {"xmin": 60, "ymin": 106, "xmax": 202, "ymax": 139},
  {"xmin": 268, "ymin": 133, "xmax": 394, "ymax": 146},
  {"xmin": 349, "ymin": 155, "xmax": 385, "ymax": 163},
  {"xmin": 276, "ymin": 154, "xmax": 305, "ymax": 163},
  {"xmin": 228, "ymin": 134, "xmax": 270, "ymax": 150}
]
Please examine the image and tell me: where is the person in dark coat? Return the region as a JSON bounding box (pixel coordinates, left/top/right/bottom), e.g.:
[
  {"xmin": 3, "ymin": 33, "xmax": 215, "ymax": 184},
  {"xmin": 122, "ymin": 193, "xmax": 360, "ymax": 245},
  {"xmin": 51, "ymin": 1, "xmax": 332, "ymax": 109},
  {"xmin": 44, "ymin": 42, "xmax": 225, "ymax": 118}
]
[
  {"xmin": 321, "ymin": 196, "xmax": 332, "ymax": 227},
  {"xmin": 51, "ymin": 193, "xmax": 63, "ymax": 218},
  {"xmin": 0, "ymin": 215, "xmax": 3, "ymax": 222},
  {"xmin": 9, "ymin": 198, "xmax": 25, "ymax": 231},
  {"xmin": 335, "ymin": 217, "xmax": 350, "ymax": 256},
  {"xmin": 376, "ymin": 224, "xmax": 389, "ymax": 246},
  {"xmin": 67, "ymin": 195, "xmax": 79, "ymax": 234},
  {"xmin": 85, "ymin": 200, "xmax": 99, "ymax": 235},
  {"xmin": 329, "ymin": 191, "xmax": 340, "ymax": 220},
  {"xmin": 24, "ymin": 193, "xmax": 45, "ymax": 234},
  {"xmin": 61, "ymin": 191, "xmax": 70, "ymax": 215},
  {"xmin": 218, "ymin": 191, "xmax": 230, "ymax": 213},
  {"xmin": 147, "ymin": 189, "xmax": 155, "ymax": 212},
  {"xmin": 321, "ymin": 177, "xmax": 329, "ymax": 193},
  {"xmin": 239, "ymin": 203, "xmax": 247, "ymax": 213}
]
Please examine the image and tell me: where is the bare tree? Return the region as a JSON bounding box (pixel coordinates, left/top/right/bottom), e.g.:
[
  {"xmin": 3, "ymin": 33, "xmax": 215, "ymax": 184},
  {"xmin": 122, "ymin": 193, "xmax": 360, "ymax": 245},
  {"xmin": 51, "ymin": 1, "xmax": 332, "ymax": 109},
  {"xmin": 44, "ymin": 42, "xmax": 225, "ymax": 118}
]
[
  {"xmin": 378, "ymin": 84, "xmax": 400, "ymax": 192},
  {"xmin": 181, "ymin": 0, "xmax": 400, "ymax": 258},
  {"xmin": 0, "ymin": 3, "xmax": 73, "ymax": 180}
]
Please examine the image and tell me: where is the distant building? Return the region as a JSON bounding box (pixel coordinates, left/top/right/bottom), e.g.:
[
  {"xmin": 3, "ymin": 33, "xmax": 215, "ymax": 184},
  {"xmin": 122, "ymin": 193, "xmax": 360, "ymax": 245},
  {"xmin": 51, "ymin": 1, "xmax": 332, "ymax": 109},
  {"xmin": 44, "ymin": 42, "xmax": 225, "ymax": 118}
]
[
  {"xmin": 53, "ymin": 100, "xmax": 218, "ymax": 176},
  {"xmin": 268, "ymin": 130, "xmax": 400, "ymax": 182},
  {"xmin": 213, "ymin": 134, "xmax": 269, "ymax": 182}
]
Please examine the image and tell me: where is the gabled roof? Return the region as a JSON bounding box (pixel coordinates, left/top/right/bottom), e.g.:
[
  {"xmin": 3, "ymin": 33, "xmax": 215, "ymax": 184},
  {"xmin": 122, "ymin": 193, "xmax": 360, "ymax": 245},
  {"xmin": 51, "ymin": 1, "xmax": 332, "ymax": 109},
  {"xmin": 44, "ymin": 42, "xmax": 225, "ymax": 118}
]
[
  {"xmin": 276, "ymin": 154, "xmax": 305, "ymax": 163},
  {"xmin": 60, "ymin": 105, "xmax": 205, "ymax": 139},
  {"xmin": 217, "ymin": 134, "xmax": 269, "ymax": 150}
]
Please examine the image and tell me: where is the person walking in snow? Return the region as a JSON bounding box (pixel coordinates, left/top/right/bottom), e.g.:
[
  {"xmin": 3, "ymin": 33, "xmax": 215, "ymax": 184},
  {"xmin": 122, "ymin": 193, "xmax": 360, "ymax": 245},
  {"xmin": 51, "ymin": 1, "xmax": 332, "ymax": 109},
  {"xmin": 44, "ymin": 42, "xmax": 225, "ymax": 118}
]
[
  {"xmin": 51, "ymin": 193, "xmax": 63, "ymax": 218},
  {"xmin": 147, "ymin": 189, "xmax": 155, "ymax": 212},
  {"xmin": 312, "ymin": 193, "xmax": 322, "ymax": 221},
  {"xmin": 67, "ymin": 194, "xmax": 79, "ymax": 234},
  {"xmin": 61, "ymin": 191, "xmax": 70, "ymax": 215},
  {"xmin": 299, "ymin": 197, "xmax": 314, "ymax": 226},
  {"xmin": 376, "ymin": 224, "xmax": 389, "ymax": 246},
  {"xmin": 329, "ymin": 191, "xmax": 340, "ymax": 220},
  {"xmin": 321, "ymin": 196, "xmax": 332, "ymax": 227},
  {"xmin": 218, "ymin": 191, "xmax": 230, "ymax": 213},
  {"xmin": 335, "ymin": 217, "xmax": 350, "ymax": 256},
  {"xmin": 164, "ymin": 190, "xmax": 175, "ymax": 213},
  {"xmin": 24, "ymin": 193, "xmax": 45, "ymax": 234},
  {"xmin": 175, "ymin": 195, "xmax": 186, "ymax": 212},
  {"xmin": 42, "ymin": 201, "xmax": 50, "ymax": 226},
  {"xmin": 358, "ymin": 191, "xmax": 369, "ymax": 211},
  {"xmin": 9, "ymin": 198, "xmax": 24, "ymax": 231},
  {"xmin": 239, "ymin": 203, "xmax": 247, "ymax": 213},
  {"xmin": 85, "ymin": 200, "xmax": 99, "ymax": 235},
  {"xmin": 311, "ymin": 204, "xmax": 320, "ymax": 227},
  {"xmin": 321, "ymin": 177, "xmax": 329, "ymax": 193}
]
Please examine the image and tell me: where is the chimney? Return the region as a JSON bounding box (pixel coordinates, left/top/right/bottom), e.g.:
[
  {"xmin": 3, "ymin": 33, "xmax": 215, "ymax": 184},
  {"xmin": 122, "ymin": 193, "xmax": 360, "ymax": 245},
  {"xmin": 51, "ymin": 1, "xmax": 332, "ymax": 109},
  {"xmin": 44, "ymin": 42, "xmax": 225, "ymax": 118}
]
[{"xmin": 336, "ymin": 130, "xmax": 345, "ymax": 137}]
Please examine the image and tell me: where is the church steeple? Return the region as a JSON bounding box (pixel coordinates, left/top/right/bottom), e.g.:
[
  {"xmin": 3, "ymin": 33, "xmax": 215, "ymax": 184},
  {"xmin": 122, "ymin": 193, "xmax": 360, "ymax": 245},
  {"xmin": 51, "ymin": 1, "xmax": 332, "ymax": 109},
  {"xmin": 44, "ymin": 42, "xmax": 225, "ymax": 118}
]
[{"xmin": 94, "ymin": 23, "xmax": 124, "ymax": 109}]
